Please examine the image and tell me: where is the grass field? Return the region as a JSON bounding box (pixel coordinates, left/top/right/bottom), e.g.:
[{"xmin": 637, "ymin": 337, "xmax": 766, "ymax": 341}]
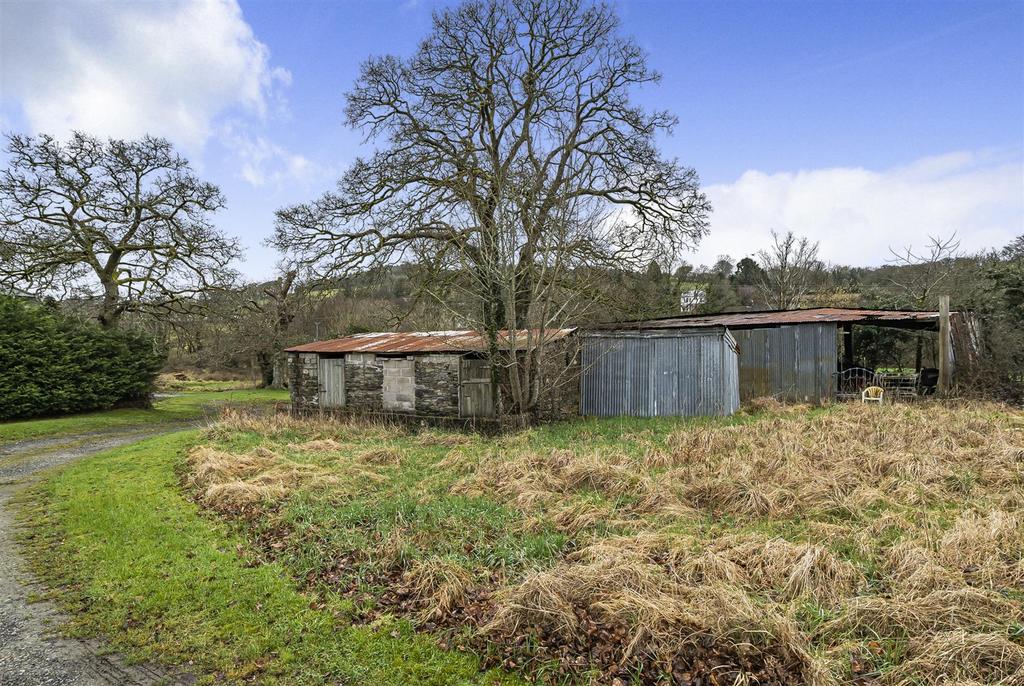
[
  {"xmin": 0, "ymin": 387, "xmax": 288, "ymax": 445},
  {"xmin": 15, "ymin": 431, "xmax": 518, "ymax": 686},
  {"xmin": 17, "ymin": 400, "xmax": 1024, "ymax": 685}
]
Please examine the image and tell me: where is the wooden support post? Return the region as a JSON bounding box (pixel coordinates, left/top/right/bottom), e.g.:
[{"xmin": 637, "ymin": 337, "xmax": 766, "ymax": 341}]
[{"xmin": 938, "ymin": 295, "xmax": 951, "ymax": 396}]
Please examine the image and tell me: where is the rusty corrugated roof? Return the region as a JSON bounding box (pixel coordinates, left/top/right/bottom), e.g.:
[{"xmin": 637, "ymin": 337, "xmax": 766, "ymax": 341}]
[
  {"xmin": 597, "ymin": 307, "xmax": 951, "ymax": 330},
  {"xmin": 285, "ymin": 328, "xmax": 575, "ymax": 354}
]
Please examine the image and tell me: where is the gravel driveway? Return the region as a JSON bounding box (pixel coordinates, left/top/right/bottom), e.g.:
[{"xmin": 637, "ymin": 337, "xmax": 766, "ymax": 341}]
[{"xmin": 0, "ymin": 428, "xmax": 196, "ymax": 686}]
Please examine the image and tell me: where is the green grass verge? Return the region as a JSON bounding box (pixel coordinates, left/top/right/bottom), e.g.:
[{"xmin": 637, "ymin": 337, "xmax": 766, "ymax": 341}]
[
  {"xmin": 156, "ymin": 379, "xmax": 260, "ymax": 393},
  {"xmin": 15, "ymin": 431, "xmax": 517, "ymax": 685},
  {"xmin": 0, "ymin": 388, "xmax": 288, "ymax": 446}
]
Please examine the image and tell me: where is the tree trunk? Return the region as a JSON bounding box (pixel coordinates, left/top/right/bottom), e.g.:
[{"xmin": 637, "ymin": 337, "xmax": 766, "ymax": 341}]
[
  {"xmin": 256, "ymin": 351, "xmax": 275, "ymax": 388},
  {"xmin": 97, "ymin": 280, "xmax": 122, "ymax": 329},
  {"xmin": 271, "ymin": 354, "xmax": 287, "ymax": 388}
]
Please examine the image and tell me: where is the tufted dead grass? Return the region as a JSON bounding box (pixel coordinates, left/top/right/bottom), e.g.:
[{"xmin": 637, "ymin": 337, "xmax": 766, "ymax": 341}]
[
  {"xmin": 184, "ymin": 444, "xmax": 383, "ymax": 513},
  {"xmin": 207, "ymin": 407, "xmax": 406, "ymax": 441},
  {"xmin": 458, "ymin": 402, "xmax": 1023, "ymax": 683},
  {"xmin": 461, "ymin": 402, "xmax": 1023, "ymax": 524},
  {"xmin": 400, "ymin": 558, "xmax": 475, "ymax": 622},
  {"xmin": 888, "ymin": 630, "xmax": 1024, "ymax": 685},
  {"xmin": 188, "ymin": 400, "xmax": 1024, "ymax": 685},
  {"xmin": 823, "ymin": 587, "xmax": 1020, "ymax": 637},
  {"xmin": 484, "ymin": 535, "xmax": 832, "ymax": 685}
]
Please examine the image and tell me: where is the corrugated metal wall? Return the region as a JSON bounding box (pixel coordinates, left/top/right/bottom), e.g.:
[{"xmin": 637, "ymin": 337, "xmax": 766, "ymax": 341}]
[
  {"xmin": 731, "ymin": 323, "xmax": 837, "ymax": 403},
  {"xmin": 580, "ymin": 330, "xmax": 740, "ymax": 417}
]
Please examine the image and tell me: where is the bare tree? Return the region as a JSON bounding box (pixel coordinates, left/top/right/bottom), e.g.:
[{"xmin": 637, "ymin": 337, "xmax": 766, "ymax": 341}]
[
  {"xmin": 755, "ymin": 230, "xmax": 822, "ymax": 309},
  {"xmin": 0, "ymin": 132, "xmax": 240, "ymax": 328},
  {"xmin": 886, "ymin": 233, "xmax": 962, "ymax": 308},
  {"xmin": 886, "ymin": 233, "xmax": 962, "ymax": 370},
  {"xmin": 274, "ymin": 0, "xmax": 710, "ymax": 415},
  {"xmin": 236, "ymin": 268, "xmax": 305, "ymax": 388}
]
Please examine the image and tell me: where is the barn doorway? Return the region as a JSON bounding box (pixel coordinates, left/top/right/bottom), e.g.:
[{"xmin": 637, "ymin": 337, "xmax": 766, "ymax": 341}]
[
  {"xmin": 318, "ymin": 357, "xmax": 345, "ymax": 408},
  {"xmin": 459, "ymin": 358, "xmax": 494, "ymax": 417}
]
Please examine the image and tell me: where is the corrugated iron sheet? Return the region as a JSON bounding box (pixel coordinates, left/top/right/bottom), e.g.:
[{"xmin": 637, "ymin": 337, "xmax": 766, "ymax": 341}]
[
  {"xmin": 595, "ymin": 307, "xmax": 950, "ymax": 330},
  {"xmin": 731, "ymin": 323, "xmax": 837, "ymax": 403},
  {"xmin": 580, "ymin": 329, "xmax": 740, "ymax": 417},
  {"xmin": 286, "ymin": 328, "xmax": 575, "ymax": 354}
]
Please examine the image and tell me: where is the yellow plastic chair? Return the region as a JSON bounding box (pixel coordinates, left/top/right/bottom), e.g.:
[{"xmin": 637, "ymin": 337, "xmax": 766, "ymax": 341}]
[{"xmin": 862, "ymin": 386, "xmax": 885, "ymax": 404}]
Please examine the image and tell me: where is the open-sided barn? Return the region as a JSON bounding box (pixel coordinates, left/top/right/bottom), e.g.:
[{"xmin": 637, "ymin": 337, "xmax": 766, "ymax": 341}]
[{"xmin": 595, "ymin": 307, "xmax": 977, "ymax": 404}]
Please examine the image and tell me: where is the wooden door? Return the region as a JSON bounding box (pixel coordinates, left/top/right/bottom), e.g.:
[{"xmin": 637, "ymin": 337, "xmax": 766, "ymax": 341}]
[
  {"xmin": 459, "ymin": 358, "xmax": 494, "ymax": 417},
  {"xmin": 318, "ymin": 357, "xmax": 346, "ymax": 408}
]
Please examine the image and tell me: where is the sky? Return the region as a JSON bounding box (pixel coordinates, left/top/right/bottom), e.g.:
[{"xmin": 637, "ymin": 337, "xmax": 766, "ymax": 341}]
[{"xmin": 1, "ymin": 0, "xmax": 1021, "ymax": 281}]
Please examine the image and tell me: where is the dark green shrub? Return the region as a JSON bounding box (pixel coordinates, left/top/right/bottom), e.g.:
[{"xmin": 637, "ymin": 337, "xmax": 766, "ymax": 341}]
[{"xmin": 0, "ymin": 296, "xmax": 165, "ymax": 420}]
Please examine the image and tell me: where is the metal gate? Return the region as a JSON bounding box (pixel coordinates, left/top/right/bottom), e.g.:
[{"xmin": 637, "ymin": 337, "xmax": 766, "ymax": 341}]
[
  {"xmin": 318, "ymin": 356, "xmax": 345, "ymax": 408},
  {"xmin": 459, "ymin": 358, "xmax": 494, "ymax": 417}
]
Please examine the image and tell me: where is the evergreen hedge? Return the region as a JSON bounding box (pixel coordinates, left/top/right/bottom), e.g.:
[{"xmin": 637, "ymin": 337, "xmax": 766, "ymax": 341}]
[{"xmin": 0, "ymin": 296, "xmax": 165, "ymax": 420}]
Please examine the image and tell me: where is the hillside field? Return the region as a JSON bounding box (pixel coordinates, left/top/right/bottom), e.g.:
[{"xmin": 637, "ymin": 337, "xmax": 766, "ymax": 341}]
[{"xmin": 19, "ymin": 400, "xmax": 1024, "ymax": 685}]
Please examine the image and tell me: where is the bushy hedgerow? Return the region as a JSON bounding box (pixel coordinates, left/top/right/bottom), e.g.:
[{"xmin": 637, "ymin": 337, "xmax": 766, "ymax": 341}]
[{"xmin": 0, "ymin": 296, "xmax": 165, "ymax": 420}]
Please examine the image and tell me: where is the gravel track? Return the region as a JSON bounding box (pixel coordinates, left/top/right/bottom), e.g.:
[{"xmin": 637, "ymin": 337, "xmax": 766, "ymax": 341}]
[{"xmin": 0, "ymin": 428, "xmax": 196, "ymax": 686}]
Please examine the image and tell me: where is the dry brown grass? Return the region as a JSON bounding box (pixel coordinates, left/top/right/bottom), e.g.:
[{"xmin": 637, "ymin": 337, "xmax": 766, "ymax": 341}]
[
  {"xmin": 414, "ymin": 431, "xmax": 476, "ymax": 447},
  {"xmin": 358, "ymin": 447, "xmax": 404, "ymax": 465},
  {"xmin": 825, "ymin": 587, "xmax": 1019, "ymax": 637},
  {"xmin": 462, "ymin": 403, "xmax": 1023, "ymax": 525},
  {"xmin": 452, "ymin": 447, "xmax": 653, "ymax": 515},
  {"xmin": 400, "ymin": 559, "xmax": 475, "ymax": 622},
  {"xmin": 185, "ymin": 443, "xmax": 383, "ymax": 513},
  {"xmin": 191, "ymin": 400, "xmax": 1024, "ymax": 685},
  {"xmin": 484, "ymin": 535, "xmax": 831, "ymax": 685},
  {"xmin": 208, "ymin": 408, "xmax": 406, "ymax": 442},
  {"xmin": 889, "ymin": 631, "xmax": 1024, "ymax": 685},
  {"xmin": 455, "ymin": 402, "xmax": 1023, "ymax": 683},
  {"xmin": 291, "ymin": 438, "xmax": 346, "ymax": 453},
  {"xmin": 676, "ymin": 534, "xmax": 865, "ymax": 603}
]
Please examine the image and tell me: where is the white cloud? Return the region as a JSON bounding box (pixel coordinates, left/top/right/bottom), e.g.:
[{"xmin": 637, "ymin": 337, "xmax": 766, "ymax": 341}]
[
  {"xmin": 696, "ymin": 150, "xmax": 1024, "ymax": 267},
  {"xmin": 220, "ymin": 122, "xmax": 318, "ymax": 187},
  {"xmin": 0, "ymin": 0, "xmax": 289, "ymax": 152}
]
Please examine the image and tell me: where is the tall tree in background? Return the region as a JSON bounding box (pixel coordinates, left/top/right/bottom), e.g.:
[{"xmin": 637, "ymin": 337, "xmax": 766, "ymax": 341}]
[
  {"xmin": 0, "ymin": 132, "xmax": 240, "ymax": 328},
  {"xmin": 755, "ymin": 230, "xmax": 822, "ymax": 309},
  {"xmin": 732, "ymin": 257, "xmax": 765, "ymax": 287},
  {"xmin": 886, "ymin": 234, "xmax": 961, "ymax": 308},
  {"xmin": 886, "ymin": 233, "xmax": 961, "ymax": 370},
  {"xmin": 235, "ymin": 269, "xmax": 305, "ymax": 388},
  {"xmin": 274, "ymin": 0, "xmax": 710, "ymax": 414}
]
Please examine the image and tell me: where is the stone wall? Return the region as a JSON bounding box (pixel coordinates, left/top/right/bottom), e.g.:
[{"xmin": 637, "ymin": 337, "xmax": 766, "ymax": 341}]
[
  {"xmin": 345, "ymin": 352, "xmax": 384, "ymax": 412},
  {"xmin": 288, "ymin": 352, "xmax": 320, "ymax": 411},
  {"xmin": 383, "ymin": 358, "xmax": 415, "ymax": 412},
  {"xmin": 289, "ymin": 347, "xmax": 580, "ymax": 421},
  {"xmin": 414, "ymin": 354, "xmax": 461, "ymax": 416}
]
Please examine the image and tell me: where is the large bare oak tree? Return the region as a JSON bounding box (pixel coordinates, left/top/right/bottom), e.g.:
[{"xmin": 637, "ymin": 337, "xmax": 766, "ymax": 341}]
[
  {"xmin": 274, "ymin": 0, "xmax": 710, "ymax": 413},
  {"xmin": 755, "ymin": 230, "xmax": 823, "ymax": 310},
  {"xmin": 0, "ymin": 132, "xmax": 240, "ymax": 328}
]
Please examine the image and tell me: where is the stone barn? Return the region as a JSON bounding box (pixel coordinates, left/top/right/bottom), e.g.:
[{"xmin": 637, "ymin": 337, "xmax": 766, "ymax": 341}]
[{"xmin": 285, "ymin": 329, "xmax": 576, "ymax": 420}]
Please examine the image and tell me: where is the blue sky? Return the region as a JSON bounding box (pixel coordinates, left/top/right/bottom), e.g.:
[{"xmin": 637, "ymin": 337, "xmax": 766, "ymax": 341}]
[{"xmin": 2, "ymin": 0, "xmax": 1022, "ymax": 280}]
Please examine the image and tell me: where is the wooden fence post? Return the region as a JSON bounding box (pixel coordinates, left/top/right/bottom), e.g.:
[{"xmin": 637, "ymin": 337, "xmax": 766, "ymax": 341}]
[{"xmin": 938, "ymin": 295, "xmax": 951, "ymax": 396}]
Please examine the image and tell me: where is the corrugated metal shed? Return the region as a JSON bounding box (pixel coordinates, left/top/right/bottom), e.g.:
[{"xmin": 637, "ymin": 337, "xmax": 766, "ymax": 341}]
[
  {"xmin": 596, "ymin": 307, "xmax": 949, "ymax": 331},
  {"xmin": 732, "ymin": 323, "xmax": 837, "ymax": 403},
  {"xmin": 580, "ymin": 328, "xmax": 740, "ymax": 417},
  {"xmin": 286, "ymin": 328, "xmax": 575, "ymax": 354}
]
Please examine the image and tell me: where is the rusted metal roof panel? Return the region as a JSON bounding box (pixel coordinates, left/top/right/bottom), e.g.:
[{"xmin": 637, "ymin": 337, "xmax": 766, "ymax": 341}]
[
  {"xmin": 597, "ymin": 307, "xmax": 950, "ymax": 330},
  {"xmin": 286, "ymin": 328, "xmax": 575, "ymax": 354}
]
